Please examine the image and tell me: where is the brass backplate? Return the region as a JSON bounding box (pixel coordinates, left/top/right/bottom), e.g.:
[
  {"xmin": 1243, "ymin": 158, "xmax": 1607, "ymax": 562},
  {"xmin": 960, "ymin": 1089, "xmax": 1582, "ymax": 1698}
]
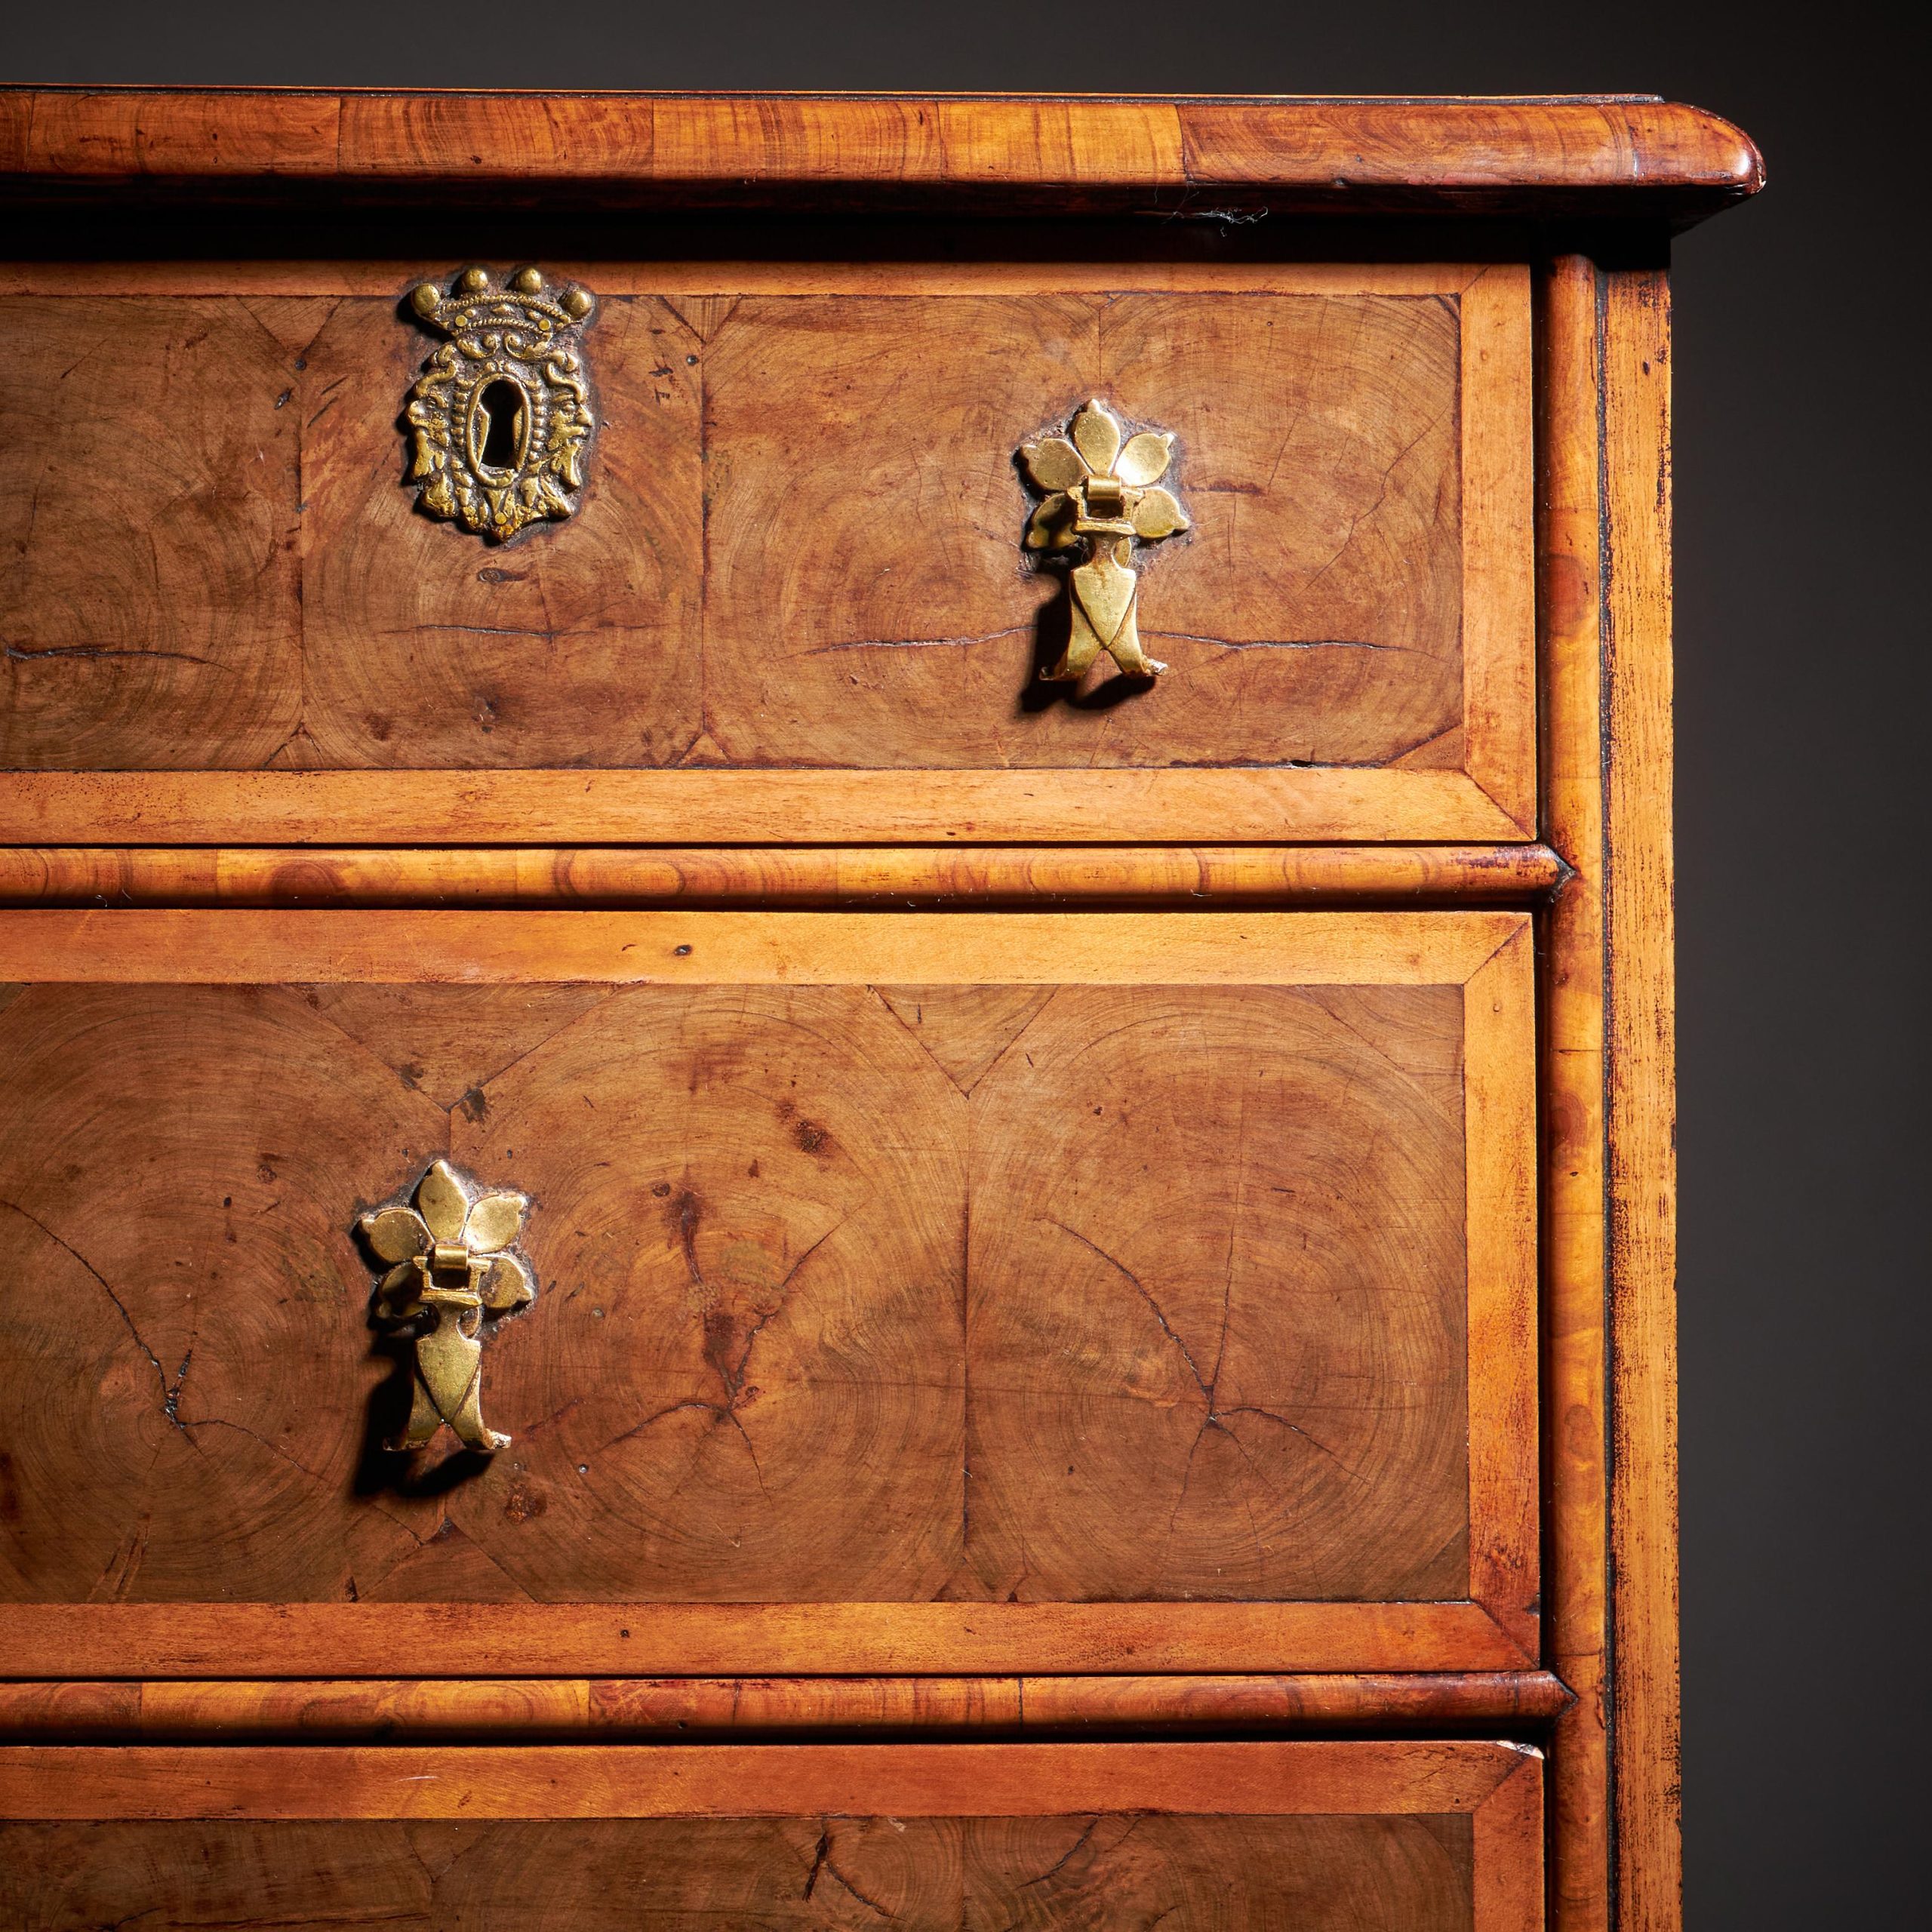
[
  {"xmin": 360, "ymin": 1158, "xmax": 536, "ymax": 1453},
  {"xmin": 404, "ymin": 266, "xmax": 597, "ymax": 542},
  {"xmin": 1020, "ymin": 398, "xmax": 1190, "ymax": 681}
]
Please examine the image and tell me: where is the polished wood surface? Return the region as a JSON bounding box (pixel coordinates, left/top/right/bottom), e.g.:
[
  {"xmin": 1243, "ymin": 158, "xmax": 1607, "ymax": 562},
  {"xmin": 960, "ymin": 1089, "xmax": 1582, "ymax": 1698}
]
[
  {"xmin": 0, "ymin": 1743, "xmax": 1541, "ymax": 1927},
  {"xmin": 0, "ymin": 82, "xmax": 1744, "ymax": 1930},
  {"xmin": 0, "ymin": 1600, "xmax": 1528, "ymax": 1678},
  {"xmin": 0, "ymin": 766, "xmax": 1534, "ymax": 844},
  {"xmin": 0, "ymin": 910, "xmax": 1533, "ymax": 1674},
  {"xmin": 0, "ymin": 260, "xmax": 1607, "ymax": 298},
  {"xmin": 0, "ymin": 1817, "xmax": 1485, "ymax": 1929},
  {"xmin": 0, "ymin": 905, "xmax": 1525, "ymax": 982},
  {"xmin": 0, "ymin": 298, "xmax": 301, "ymax": 771},
  {"xmin": 1538, "ymin": 254, "xmax": 1613, "ymax": 1932},
  {"xmin": 691, "ymin": 278, "xmax": 1494, "ymax": 781},
  {"xmin": 0, "ymin": 264, "xmax": 1532, "ymax": 843},
  {"xmin": 294, "ymin": 292, "xmax": 701, "ymax": 774},
  {"xmin": 0, "ymin": 843, "xmax": 1565, "ymax": 908},
  {"xmin": 963, "ymin": 980, "xmax": 1466, "ymax": 1604},
  {"xmin": 1601, "ymin": 266, "xmax": 1681, "ymax": 1932},
  {"xmin": 0, "ymin": 1672, "xmax": 1572, "ymax": 1740},
  {"xmin": 0, "ymin": 86, "xmax": 1760, "ymax": 220},
  {"xmin": 1528, "ymin": 255, "xmax": 1685, "ymax": 1932},
  {"xmin": 0, "ymin": 1737, "xmax": 1537, "ymax": 1815}
]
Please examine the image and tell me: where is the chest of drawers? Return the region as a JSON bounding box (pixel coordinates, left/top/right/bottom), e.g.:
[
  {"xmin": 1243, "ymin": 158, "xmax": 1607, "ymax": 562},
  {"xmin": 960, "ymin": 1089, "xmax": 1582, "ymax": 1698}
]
[{"xmin": 0, "ymin": 88, "xmax": 1760, "ymax": 1930}]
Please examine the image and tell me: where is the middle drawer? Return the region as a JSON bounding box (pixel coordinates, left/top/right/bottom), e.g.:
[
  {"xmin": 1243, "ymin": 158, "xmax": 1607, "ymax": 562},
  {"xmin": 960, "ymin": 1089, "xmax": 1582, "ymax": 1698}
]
[{"xmin": 0, "ymin": 909, "xmax": 1535, "ymax": 1677}]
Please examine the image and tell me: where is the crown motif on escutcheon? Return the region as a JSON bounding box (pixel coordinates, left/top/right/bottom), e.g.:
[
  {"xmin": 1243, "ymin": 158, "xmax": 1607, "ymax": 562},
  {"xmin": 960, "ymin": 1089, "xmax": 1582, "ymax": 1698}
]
[{"xmin": 408, "ymin": 263, "xmax": 595, "ymax": 337}]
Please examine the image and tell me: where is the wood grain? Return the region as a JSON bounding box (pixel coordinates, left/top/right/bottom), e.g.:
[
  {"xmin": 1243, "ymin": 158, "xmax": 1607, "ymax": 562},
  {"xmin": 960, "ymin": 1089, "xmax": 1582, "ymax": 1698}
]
[
  {"xmin": 0, "ymin": 843, "xmax": 1566, "ymax": 908},
  {"xmin": 0, "ymin": 1742, "xmax": 1538, "ymax": 1927},
  {"xmin": 0, "ymin": 908, "xmax": 1534, "ymax": 1673},
  {"xmin": 1603, "ymin": 266, "xmax": 1680, "ymax": 1932},
  {"xmin": 447, "ymin": 980, "xmax": 970, "ymax": 1604},
  {"xmin": 1472, "ymin": 1752, "xmax": 1546, "ymax": 1932},
  {"xmin": 1004, "ymin": 1672, "xmax": 1567, "ymax": 1738},
  {"xmin": 1177, "ymin": 97, "xmax": 1760, "ymax": 219},
  {"xmin": 0, "ymin": 1738, "xmax": 1533, "ymax": 1817},
  {"xmin": 0, "ymin": 906, "xmax": 1525, "ymax": 985},
  {"xmin": 0, "ymin": 1815, "xmax": 1481, "ymax": 1930},
  {"xmin": 0, "ymin": 260, "xmax": 1505, "ymax": 299},
  {"xmin": 0, "ymin": 298, "xmax": 300, "ymax": 770},
  {"xmin": 1462, "ymin": 929, "xmax": 1540, "ymax": 1657},
  {"xmin": 698, "ymin": 290, "xmax": 1467, "ymax": 772},
  {"xmin": 1539, "ymin": 253, "xmax": 1611, "ymax": 1932},
  {"xmin": 0, "ymin": 88, "xmax": 1763, "ymax": 220},
  {"xmin": 1460, "ymin": 266, "xmax": 1538, "ymax": 829},
  {"xmin": 0, "ymin": 1672, "xmax": 1572, "ymax": 1740},
  {"xmin": 0, "ymin": 273, "xmax": 1533, "ymax": 845},
  {"xmin": 0, "ymin": 977, "xmax": 1491, "ymax": 1609},
  {"xmin": 0, "ymin": 85, "xmax": 1740, "ymax": 1932},
  {"xmin": 291, "ymin": 294, "xmax": 703, "ymax": 771},
  {"xmin": 0, "ymin": 766, "xmax": 1533, "ymax": 844},
  {"xmin": 0, "ymin": 1600, "xmax": 1528, "ymax": 1678},
  {"xmin": 0, "ymin": 981, "xmax": 451, "ymax": 1606},
  {"xmin": 962, "ymin": 981, "xmax": 1469, "ymax": 1603}
]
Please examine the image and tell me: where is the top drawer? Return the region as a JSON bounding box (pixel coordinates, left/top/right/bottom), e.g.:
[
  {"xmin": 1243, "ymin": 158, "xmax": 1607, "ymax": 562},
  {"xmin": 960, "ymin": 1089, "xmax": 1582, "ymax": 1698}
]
[{"xmin": 0, "ymin": 258, "xmax": 1532, "ymax": 844}]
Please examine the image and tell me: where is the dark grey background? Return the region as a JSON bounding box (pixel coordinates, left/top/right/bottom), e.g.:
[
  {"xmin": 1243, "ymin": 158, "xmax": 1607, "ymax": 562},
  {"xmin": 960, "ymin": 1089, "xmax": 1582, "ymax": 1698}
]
[{"xmin": 8, "ymin": 5, "xmax": 1924, "ymax": 1922}]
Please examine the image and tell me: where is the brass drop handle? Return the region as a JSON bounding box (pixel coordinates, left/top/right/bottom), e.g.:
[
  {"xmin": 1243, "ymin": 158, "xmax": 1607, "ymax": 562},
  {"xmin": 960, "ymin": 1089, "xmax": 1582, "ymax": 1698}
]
[
  {"xmin": 1020, "ymin": 398, "xmax": 1191, "ymax": 683},
  {"xmin": 360, "ymin": 1159, "xmax": 536, "ymax": 1454}
]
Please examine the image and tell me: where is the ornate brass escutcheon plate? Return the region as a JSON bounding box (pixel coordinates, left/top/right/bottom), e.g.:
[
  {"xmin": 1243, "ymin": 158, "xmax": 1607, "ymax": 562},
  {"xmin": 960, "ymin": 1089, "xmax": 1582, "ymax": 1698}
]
[
  {"xmin": 404, "ymin": 266, "xmax": 598, "ymax": 542},
  {"xmin": 1020, "ymin": 398, "xmax": 1191, "ymax": 682},
  {"xmin": 360, "ymin": 1159, "xmax": 536, "ymax": 1453}
]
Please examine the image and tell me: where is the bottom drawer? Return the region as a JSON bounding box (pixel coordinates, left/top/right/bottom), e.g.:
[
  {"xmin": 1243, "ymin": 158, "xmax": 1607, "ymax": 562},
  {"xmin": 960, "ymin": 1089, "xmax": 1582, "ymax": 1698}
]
[{"xmin": 0, "ymin": 1739, "xmax": 1540, "ymax": 1928}]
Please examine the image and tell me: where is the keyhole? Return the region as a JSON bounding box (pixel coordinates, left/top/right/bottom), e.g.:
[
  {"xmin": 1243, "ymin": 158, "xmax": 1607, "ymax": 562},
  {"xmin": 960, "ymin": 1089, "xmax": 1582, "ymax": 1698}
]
[{"xmin": 476, "ymin": 379, "xmax": 525, "ymax": 472}]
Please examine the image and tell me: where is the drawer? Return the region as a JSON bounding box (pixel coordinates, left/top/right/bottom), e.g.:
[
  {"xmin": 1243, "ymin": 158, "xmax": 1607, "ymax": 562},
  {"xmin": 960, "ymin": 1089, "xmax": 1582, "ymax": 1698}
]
[
  {"xmin": 0, "ymin": 1740, "xmax": 1543, "ymax": 1929},
  {"xmin": 0, "ymin": 260, "xmax": 1533, "ymax": 844},
  {"xmin": 0, "ymin": 908, "xmax": 1535, "ymax": 1675}
]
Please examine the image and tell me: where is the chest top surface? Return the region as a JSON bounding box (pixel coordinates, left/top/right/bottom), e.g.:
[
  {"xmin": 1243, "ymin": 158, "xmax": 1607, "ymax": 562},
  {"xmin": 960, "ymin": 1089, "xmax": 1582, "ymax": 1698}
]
[{"xmin": 0, "ymin": 88, "xmax": 1761, "ymax": 220}]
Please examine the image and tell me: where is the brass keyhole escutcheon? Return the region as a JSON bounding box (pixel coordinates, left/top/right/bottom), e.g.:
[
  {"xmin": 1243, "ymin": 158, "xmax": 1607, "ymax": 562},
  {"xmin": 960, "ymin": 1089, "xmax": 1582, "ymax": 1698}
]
[{"xmin": 404, "ymin": 265, "xmax": 597, "ymax": 543}]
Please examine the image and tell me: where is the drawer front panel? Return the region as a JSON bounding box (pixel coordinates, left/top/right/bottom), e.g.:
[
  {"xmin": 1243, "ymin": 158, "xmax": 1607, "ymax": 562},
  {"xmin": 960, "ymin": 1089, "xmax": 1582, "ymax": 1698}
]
[
  {"xmin": 697, "ymin": 289, "xmax": 1463, "ymax": 772},
  {"xmin": 0, "ymin": 909, "xmax": 1534, "ymax": 1673},
  {"xmin": 0, "ymin": 263, "xmax": 1532, "ymax": 842},
  {"xmin": 0, "ymin": 1740, "xmax": 1542, "ymax": 1930}
]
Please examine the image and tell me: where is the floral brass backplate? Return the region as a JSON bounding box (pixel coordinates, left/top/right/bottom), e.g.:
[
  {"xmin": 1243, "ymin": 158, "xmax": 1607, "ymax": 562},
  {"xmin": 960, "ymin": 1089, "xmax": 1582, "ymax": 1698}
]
[
  {"xmin": 359, "ymin": 1159, "xmax": 537, "ymax": 1453},
  {"xmin": 1020, "ymin": 398, "xmax": 1190, "ymax": 681},
  {"xmin": 404, "ymin": 266, "xmax": 597, "ymax": 542}
]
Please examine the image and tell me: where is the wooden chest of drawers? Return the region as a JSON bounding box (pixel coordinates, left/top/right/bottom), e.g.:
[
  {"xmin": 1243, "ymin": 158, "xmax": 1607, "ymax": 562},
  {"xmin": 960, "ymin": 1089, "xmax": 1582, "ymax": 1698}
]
[{"xmin": 0, "ymin": 88, "xmax": 1761, "ymax": 1930}]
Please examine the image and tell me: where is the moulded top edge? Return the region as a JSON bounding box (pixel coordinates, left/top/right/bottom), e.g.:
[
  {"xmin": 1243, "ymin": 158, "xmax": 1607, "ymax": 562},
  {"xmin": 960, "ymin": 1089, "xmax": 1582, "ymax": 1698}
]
[{"xmin": 0, "ymin": 90, "xmax": 1764, "ymax": 223}]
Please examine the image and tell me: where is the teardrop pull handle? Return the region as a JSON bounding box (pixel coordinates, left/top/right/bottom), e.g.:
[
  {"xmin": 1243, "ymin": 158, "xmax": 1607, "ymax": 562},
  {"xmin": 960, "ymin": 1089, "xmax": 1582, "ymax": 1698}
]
[
  {"xmin": 1019, "ymin": 398, "xmax": 1191, "ymax": 683},
  {"xmin": 360, "ymin": 1158, "xmax": 537, "ymax": 1453}
]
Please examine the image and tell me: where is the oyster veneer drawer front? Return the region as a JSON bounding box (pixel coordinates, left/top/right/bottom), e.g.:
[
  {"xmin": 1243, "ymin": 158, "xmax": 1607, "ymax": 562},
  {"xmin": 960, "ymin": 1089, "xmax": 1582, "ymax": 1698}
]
[
  {"xmin": 0, "ymin": 1740, "xmax": 1545, "ymax": 1931},
  {"xmin": 0, "ymin": 261, "xmax": 1533, "ymax": 844},
  {"xmin": 0, "ymin": 909, "xmax": 1534, "ymax": 1677}
]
